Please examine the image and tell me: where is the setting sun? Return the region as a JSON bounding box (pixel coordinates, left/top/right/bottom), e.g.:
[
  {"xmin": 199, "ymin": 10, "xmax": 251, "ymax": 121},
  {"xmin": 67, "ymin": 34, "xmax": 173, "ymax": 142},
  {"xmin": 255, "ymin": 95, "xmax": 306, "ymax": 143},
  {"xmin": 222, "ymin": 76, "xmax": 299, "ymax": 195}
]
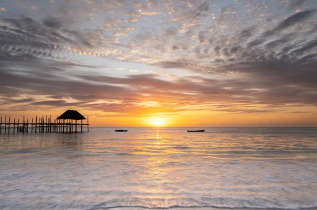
[
  {"xmin": 154, "ymin": 119, "xmax": 162, "ymax": 126},
  {"xmin": 1, "ymin": 1, "xmax": 316, "ymax": 209},
  {"xmin": 147, "ymin": 117, "xmax": 167, "ymax": 127}
]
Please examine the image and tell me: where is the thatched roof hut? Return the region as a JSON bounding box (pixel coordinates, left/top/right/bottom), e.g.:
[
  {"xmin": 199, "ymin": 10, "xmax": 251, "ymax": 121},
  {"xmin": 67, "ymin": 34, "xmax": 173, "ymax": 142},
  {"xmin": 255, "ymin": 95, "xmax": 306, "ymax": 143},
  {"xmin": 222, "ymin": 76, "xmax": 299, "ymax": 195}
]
[{"xmin": 57, "ymin": 110, "xmax": 86, "ymax": 120}]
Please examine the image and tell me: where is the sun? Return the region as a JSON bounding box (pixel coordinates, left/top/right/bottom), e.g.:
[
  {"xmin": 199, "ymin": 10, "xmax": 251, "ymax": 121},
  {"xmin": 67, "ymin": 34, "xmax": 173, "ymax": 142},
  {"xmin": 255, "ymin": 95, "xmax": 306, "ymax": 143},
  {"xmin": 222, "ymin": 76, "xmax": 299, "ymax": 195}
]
[
  {"xmin": 147, "ymin": 117, "xmax": 167, "ymax": 127},
  {"xmin": 154, "ymin": 119, "xmax": 162, "ymax": 126}
]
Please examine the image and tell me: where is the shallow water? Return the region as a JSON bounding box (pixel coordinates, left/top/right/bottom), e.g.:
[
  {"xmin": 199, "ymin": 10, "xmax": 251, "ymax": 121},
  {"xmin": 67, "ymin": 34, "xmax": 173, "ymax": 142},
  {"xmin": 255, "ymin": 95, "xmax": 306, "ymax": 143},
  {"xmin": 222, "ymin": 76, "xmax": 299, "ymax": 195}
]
[{"xmin": 0, "ymin": 127, "xmax": 316, "ymax": 209}]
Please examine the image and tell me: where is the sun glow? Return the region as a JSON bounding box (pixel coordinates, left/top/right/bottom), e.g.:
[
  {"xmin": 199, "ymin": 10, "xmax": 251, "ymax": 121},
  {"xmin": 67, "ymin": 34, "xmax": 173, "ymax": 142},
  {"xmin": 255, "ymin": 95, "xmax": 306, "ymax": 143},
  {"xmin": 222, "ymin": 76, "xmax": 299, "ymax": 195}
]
[
  {"xmin": 147, "ymin": 117, "xmax": 167, "ymax": 127},
  {"xmin": 155, "ymin": 119, "xmax": 162, "ymax": 126}
]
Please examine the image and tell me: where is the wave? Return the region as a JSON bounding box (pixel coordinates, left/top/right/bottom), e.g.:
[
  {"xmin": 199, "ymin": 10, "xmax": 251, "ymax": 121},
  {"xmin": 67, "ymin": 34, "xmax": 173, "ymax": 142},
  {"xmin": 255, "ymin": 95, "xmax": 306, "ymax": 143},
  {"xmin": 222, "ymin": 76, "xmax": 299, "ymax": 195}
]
[
  {"xmin": 87, "ymin": 197, "xmax": 317, "ymax": 210},
  {"xmin": 90, "ymin": 204, "xmax": 317, "ymax": 210}
]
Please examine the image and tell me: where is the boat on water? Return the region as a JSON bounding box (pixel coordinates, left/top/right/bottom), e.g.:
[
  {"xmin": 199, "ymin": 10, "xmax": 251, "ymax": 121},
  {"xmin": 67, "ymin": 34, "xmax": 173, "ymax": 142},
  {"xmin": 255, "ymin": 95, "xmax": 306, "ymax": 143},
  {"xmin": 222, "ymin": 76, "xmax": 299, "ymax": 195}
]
[
  {"xmin": 187, "ymin": 129, "xmax": 205, "ymax": 132},
  {"xmin": 115, "ymin": 129, "xmax": 128, "ymax": 132}
]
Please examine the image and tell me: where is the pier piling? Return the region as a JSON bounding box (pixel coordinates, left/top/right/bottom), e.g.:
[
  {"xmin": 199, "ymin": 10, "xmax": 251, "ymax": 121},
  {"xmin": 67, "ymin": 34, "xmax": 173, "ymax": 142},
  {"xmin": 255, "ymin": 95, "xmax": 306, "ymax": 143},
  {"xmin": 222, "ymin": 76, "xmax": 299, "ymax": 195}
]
[{"xmin": 0, "ymin": 115, "xmax": 89, "ymax": 134}]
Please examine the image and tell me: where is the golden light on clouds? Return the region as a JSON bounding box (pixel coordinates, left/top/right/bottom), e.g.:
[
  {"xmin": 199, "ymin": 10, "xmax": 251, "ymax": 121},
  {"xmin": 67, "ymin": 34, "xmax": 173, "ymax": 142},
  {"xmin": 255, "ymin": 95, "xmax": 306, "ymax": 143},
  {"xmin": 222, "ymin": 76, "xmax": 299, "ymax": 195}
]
[{"xmin": 0, "ymin": 0, "xmax": 316, "ymax": 127}]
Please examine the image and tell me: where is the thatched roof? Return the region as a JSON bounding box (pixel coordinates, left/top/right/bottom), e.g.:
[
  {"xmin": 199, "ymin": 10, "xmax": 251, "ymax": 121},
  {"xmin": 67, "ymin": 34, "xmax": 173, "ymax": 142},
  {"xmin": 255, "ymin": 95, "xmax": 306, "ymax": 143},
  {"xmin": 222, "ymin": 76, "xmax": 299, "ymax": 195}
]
[{"xmin": 57, "ymin": 110, "xmax": 86, "ymax": 120}]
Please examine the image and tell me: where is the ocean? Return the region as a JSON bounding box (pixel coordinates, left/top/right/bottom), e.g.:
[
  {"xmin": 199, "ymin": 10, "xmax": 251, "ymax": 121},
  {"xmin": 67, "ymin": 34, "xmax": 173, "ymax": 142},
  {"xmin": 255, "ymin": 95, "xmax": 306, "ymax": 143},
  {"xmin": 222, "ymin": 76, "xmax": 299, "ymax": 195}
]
[{"xmin": 0, "ymin": 127, "xmax": 316, "ymax": 210}]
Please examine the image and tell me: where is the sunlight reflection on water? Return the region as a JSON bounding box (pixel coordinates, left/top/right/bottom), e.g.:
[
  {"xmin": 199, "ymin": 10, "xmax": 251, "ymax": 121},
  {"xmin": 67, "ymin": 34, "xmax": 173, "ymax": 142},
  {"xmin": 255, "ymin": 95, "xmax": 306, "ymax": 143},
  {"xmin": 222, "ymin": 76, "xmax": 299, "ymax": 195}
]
[{"xmin": 0, "ymin": 127, "xmax": 316, "ymax": 209}]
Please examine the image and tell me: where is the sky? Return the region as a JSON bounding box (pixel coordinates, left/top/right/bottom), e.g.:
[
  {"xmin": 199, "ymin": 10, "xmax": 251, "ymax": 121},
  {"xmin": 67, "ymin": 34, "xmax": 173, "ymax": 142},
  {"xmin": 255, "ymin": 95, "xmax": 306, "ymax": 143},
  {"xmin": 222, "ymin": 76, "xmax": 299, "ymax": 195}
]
[{"xmin": 0, "ymin": 0, "xmax": 316, "ymax": 127}]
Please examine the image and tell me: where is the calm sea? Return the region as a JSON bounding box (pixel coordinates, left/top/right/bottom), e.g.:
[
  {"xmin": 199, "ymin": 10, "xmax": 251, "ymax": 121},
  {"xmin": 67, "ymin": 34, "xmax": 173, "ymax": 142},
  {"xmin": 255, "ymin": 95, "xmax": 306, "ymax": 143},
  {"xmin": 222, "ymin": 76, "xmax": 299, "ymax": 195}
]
[{"xmin": 0, "ymin": 127, "xmax": 316, "ymax": 210}]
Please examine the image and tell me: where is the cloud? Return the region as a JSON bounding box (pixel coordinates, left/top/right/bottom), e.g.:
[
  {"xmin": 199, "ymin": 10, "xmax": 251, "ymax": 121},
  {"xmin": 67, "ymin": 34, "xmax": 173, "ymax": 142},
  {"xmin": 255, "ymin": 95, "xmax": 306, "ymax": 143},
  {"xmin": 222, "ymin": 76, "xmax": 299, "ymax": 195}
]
[
  {"xmin": 239, "ymin": 26, "xmax": 256, "ymax": 41},
  {"xmin": 0, "ymin": 16, "xmax": 93, "ymax": 58},
  {"xmin": 290, "ymin": 39, "xmax": 317, "ymax": 55},
  {"xmin": 288, "ymin": 0, "xmax": 306, "ymax": 11},
  {"xmin": 157, "ymin": 61, "xmax": 189, "ymax": 69},
  {"xmin": 247, "ymin": 37, "xmax": 266, "ymax": 48},
  {"xmin": 1, "ymin": 49, "xmax": 316, "ymax": 116},
  {"xmin": 43, "ymin": 17, "xmax": 63, "ymax": 29},
  {"xmin": 273, "ymin": 9, "xmax": 315, "ymax": 32},
  {"xmin": 0, "ymin": 0, "xmax": 316, "ymax": 118},
  {"xmin": 265, "ymin": 34, "xmax": 294, "ymax": 49}
]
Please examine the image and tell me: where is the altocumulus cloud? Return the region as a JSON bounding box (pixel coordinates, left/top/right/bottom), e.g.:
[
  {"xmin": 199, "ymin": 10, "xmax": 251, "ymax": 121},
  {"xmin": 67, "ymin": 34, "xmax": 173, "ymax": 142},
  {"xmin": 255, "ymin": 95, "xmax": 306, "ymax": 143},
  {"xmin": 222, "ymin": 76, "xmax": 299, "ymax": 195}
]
[{"xmin": 0, "ymin": 0, "xmax": 316, "ymax": 115}]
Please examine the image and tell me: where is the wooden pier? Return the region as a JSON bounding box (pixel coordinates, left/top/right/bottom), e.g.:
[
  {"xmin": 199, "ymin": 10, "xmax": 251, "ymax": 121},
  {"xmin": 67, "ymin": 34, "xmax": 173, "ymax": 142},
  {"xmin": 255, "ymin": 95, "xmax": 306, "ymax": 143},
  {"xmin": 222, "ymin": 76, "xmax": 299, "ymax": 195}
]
[{"xmin": 0, "ymin": 110, "xmax": 89, "ymax": 134}]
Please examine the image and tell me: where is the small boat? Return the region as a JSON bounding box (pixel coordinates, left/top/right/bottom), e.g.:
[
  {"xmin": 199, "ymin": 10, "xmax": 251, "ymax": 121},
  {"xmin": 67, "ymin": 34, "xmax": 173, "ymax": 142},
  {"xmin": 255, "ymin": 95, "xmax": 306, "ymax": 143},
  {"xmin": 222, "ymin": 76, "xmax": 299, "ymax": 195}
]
[
  {"xmin": 187, "ymin": 129, "xmax": 205, "ymax": 132},
  {"xmin": 115, "ymin": 129, "xmax": 128, "ymax": 132}
]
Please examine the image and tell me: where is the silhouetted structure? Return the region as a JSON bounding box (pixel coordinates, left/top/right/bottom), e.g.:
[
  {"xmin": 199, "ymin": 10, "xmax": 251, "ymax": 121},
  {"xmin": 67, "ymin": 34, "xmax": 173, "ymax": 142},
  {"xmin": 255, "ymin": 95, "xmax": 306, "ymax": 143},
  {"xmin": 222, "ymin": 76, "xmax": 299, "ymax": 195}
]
[
  {"xmin": 115, "ymin": 129, "xmax": 128, "ymax": 132},
  {"xmin": 56, "ymin": 110, "xmax": 88, "ymax": 133},
  {"xmin": 0, "ymin": 110, "xmax": 89, "ymax": 134},
  {"xmin": 187, "ymin": 129, "xmax": 205, "ymax": 132},
  {"xmin": 57, "ymin": 110, "xmax": 86, "ymax": 120}
]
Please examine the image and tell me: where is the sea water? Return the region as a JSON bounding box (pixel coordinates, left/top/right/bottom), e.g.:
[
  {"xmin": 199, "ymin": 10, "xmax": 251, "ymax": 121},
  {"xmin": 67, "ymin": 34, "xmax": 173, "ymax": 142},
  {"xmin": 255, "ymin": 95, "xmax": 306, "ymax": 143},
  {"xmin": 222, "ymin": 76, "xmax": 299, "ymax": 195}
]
[{"xmin": 0, "ymin": 127, "xmax": 316, "ymax": 209}]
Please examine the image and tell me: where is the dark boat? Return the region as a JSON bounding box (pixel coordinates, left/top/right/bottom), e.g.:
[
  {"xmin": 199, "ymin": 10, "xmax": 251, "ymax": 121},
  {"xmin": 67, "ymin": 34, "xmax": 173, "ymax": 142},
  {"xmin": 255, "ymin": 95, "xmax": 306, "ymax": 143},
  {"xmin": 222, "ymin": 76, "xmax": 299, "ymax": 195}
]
[
  {"xmin": 187, "ymin": 129, "xmax": 205, "ymax": 132},
  {"xmin": 115, "ymin": 129, "xmax": 128, "ymax": 132}
]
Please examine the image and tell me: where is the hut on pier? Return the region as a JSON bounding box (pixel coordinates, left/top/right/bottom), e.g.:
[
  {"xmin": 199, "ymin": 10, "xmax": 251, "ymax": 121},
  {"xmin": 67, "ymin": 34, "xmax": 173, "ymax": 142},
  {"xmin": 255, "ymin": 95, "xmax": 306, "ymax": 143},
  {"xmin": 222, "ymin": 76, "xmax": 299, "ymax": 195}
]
[
  {"xmin": 0, "ymin": 110, "xmax": 89, "ymax": 134},
  {"xmin": 57, "ymin": 110, "xmax": 86, "ymax": 121},
  {"xmin": 57, "ymin": 110, "xmax": 88, "ymax": 133}
]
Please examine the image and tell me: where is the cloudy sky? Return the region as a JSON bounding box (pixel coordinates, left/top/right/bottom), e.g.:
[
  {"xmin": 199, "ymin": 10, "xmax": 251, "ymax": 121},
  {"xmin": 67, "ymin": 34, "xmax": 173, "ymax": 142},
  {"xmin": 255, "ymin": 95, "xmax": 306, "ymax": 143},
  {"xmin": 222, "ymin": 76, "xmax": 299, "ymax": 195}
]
[{"xmin": 0, "ymin": 0, "xmax": 316, "ymax": 126}]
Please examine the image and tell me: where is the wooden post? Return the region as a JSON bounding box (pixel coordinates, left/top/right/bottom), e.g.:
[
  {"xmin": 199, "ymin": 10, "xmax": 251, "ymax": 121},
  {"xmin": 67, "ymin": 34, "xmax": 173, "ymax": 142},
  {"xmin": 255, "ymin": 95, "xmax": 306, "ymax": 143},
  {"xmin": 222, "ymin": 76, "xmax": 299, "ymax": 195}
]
[
  {"xmin": 26, "ymin": 118, "xmax": 29, "ymax": 133},
  {"xmin": 4, "ymin": 116, "xmax": 6, "ymax": 134},
  {"xmin": 17, "ymin": 119, "xmax": 19, "ymax": 133},
  {"xmin": 35, "ymin": 116, "xmax": 37, "ymax": 133},
  {"xmin": 23, "ymin": 116, "xmax": 25, "ymax": 134},
  {"xmin": 87, "ymin": 117, "xmax": 89, "ymax": 132},
  {"xmin": 8, "ymin": 116, "xmax": 10, "ymax": 134},
  {"xmin": 4, "ymin": 115, "xmax": 7, "ymax": 133},
  {"xmin": 13, "ymin": 118, "xmax": 15, "ymax": 134},
  {"xmin": 0, "ymin": 116, "xmax": 2, "ymax": 134}
]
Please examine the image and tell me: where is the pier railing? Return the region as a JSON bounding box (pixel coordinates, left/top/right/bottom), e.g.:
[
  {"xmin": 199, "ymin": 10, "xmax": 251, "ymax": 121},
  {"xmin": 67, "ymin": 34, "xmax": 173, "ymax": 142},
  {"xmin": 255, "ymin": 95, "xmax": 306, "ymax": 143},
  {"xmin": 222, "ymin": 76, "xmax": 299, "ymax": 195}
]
[{"xmin": 0, "ymin": 116, "xmax": 89, "ymax": 134}]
